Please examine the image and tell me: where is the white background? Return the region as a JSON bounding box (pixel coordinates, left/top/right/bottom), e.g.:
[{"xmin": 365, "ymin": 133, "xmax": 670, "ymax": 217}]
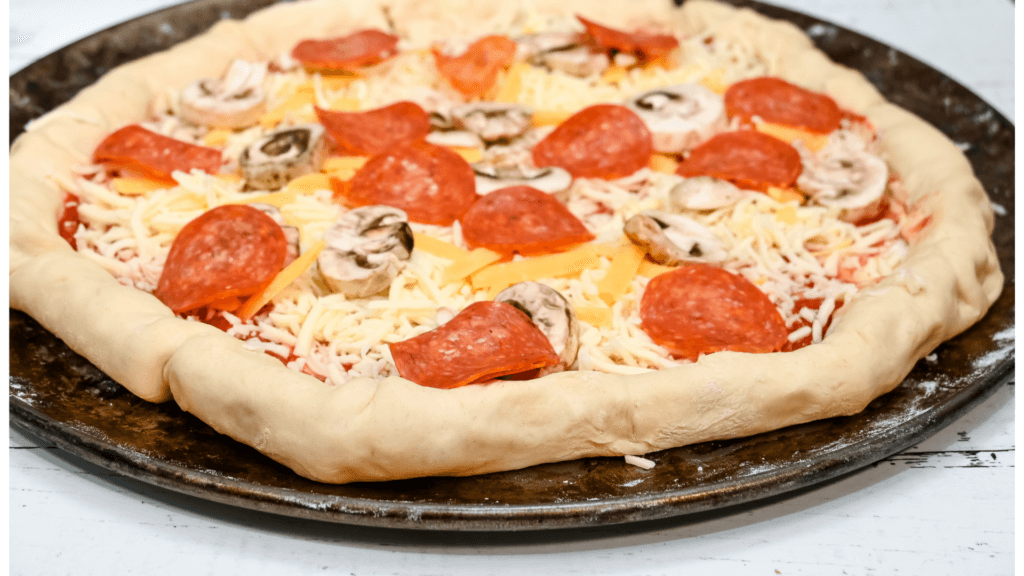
[{"xmin": 9, "ymin": 1, "xmax": 1015, "ymax": 575}]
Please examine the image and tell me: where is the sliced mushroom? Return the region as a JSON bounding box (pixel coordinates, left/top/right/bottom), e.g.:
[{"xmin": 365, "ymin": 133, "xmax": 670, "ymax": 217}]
[
  {"xmin": 515, "ymin": 32, "xmax": 610, "ymax": 77},
  {"xmin": 539, "ymin": 46, "xmax": 610, "ymax": 78},
  {"xmin": 239, "ymin": 124, "xmax": 326, "ymax": 190},
  {"xmin": 798, "ymin": 130, "xmax": 888, "ymax": 222},
  {"xmin": 516, "ymin": 31, "xmax": 581, "ymax": 62},
  {"xmin": 405, "ymin": 87, "xmax": 459, "ymax": 128},
  {"xmin": 449, "ymin": 102, "xmax": 534, "ymax": 144},
  {"xmin": 494, "ymin": 282, "xmax": 580, "ymax": 376},
  {"xmin": 626, "ymin": 84, "xmax": 726, "ymax": 153},
  {"xmin": 317, "ymin": 206, "xmax": 414, "ymax": 298},
  {"xmin": 472, "ymin": 163, "xmax": 572, "ymax": 195},
  {"xmin": 180, "ymin": 59, "xmax": 267, "ymax": 129},
  {"xmin": 248, "ymin": 202, "xmax": 300, "ymax": 264},
  {"xmin": 669, "ymin": 177, "xmax": 745, "ymax": 211},
  {"xmin": 624, "ymin": 210, "xmax": 727, "ymax": 265}
]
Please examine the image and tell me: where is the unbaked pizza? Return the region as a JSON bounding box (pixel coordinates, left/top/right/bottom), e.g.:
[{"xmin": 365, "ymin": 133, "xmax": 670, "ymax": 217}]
[{"xmin": 9, "ymin": 0, "xmax": 1002, "ymax": 483}]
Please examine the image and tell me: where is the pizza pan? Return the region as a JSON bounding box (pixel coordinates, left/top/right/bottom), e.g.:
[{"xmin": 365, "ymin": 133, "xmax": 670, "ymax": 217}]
[{"xmin": 9, "ymin": 0, "xmax": 1015, "ymax": 531}]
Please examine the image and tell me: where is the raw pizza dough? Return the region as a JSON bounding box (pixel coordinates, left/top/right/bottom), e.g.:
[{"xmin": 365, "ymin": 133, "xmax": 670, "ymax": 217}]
[{"xmin": 8, "ymin": 0, "xmax": 1003, "ymax": 483}]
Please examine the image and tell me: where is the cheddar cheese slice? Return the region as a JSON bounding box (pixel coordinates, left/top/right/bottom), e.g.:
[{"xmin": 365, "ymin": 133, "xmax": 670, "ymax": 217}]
[
  {"xmin": 470, "ymin": 244, "xmax": 603, "ymax": 295},
  {"xmin": 755, "ymin": 121, "xmax": 829, "ymax": 152},
  {"xmin": 442, "ymin": 248, "xmax": 504, "ymax": 285},
  {"xmin": 237, "ymin": 239, "xmax": 327, "ymax": 321},
  {"xmin": 596, "ymin": 242, "xmax": 646, "ymax": 306},
  {"xmin": 111, "ymin": 176, "xmax": 173, "ymax": 196},
  {"xmin": 412, "ymin": 232, "xmax": 471, "ymax": 261}
]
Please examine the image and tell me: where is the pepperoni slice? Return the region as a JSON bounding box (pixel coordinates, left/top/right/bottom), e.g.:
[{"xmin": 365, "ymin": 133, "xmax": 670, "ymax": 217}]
[
  {"xmin": 577, "ymin": 15, "xmax": 679, "ymax": 61},
  {"xmin": 93, "ymin": 125, "xmax": 222, "ymax": 182},
  {"xmin": 291, "ymin": 29, "xmax": 400, "ymax": 71},
  {"xmin": 532, "ymin": 104, "xmax": 653, "ymax": 180},
  {"xmin": 725, "ymin": 77, "xmax": 842, "ymax": 134},
  {"xmin": 676, "ymin": 130, "xmax": 801, "ymax": 192},
  {"xmin": 640, "ymin": 264, "xmax": 788, "ymax": 361},
  {"xmin": 432, "ymin": 35, "xmax": 517, "ymax": 97},
  {"xmin": 339, "ymin": 140, "xmax": 477, "ymax": 226},
  {"xmin": 389, "ymin": 301, "xmax": 559, "ymax": 389},
  {"xmin": 461, "ymin": 185, "xmax": 594, "ymax": 256},
  {"xmin": 315, "ymin": 102, "xmax": 430, "ymax": 156},
  {"xmin": 154, "ymin": 205, "xmax": 287, "ymax": 313}
]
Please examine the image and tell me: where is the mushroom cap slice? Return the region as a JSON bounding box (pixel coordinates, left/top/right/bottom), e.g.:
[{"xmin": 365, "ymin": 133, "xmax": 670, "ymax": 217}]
[
  {"xmin": 180, "ymin": 59, "xmax": 267, "ymax": 129},
  {"xmin": 239, "ymin": 124, "xmax": 326, "ymax": 191},
  {"xmin": 494, "ymin": 281, "xmax": 580, "ymax": 375},
  {"xmin": 798, "ymin": 131, "xmax": 889, "ymax": 221},
  {"xmin": 450, "ymin": 102, "xmax": 534, "ymax": 144},
  {"xmin": 472, "ymin": 163, "xmax": 572, "ymax": 195},
  {"xmin": 626, "ymin": 83, "xmax": 726, "ymax": 153},
  {"xmin": 624, "ymin": 210, "xmax": 727, "ymax": 266},
  {"xmin": 317, "ymin": 206, "xmax": 414, "ymax": 298},
  {"xmin": 515, "ymin": 31, "xmax": 581, "ymax": 61},
  {"xmin": 669, "ymin": 176, "xmax": 746, "ymax": 211},
  {"xmin": 539, "ymin": 45, "xmax": 610, "ymax": 77},
  {"xmin": 514, "ymin": 32, "xmax": 609, "ymax": 78}
]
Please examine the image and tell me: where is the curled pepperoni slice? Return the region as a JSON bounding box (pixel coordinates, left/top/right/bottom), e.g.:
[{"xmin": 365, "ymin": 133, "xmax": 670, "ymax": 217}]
[
  {"xmin": 93, "ymin": 125, "xmax": 222, "ymax": 182},
  {"xmin": 676, "ymin": 130, "xmax": 801, "ymax": 192},
  {"xmin": 640, "ymin": 264, "xmax": 788, "ymax": 361},
  {"xmin": 432, "ymin": 35, "xmax": 517, "ymax": 97},
  {"xmin": 154, "ymin": 205, "xmax": 287, "ymax": 313},
  {"xmin": 725, "ymin": 77, "xmax": 842, "ymax": 134},
  {"xmin": 532, "ymin": 104, "xmax": 653, "ymax": 180},
  {"xmin": 461, "ymin": 185, "xmax": 594, "ymax": 256},
  {"xmin": 315, "ymin": 102, "xmax": 430, "ymax": 156},
  {"xmin": 291, "ymin": 29, "xmax": 400, "ymax": 71},
  {"xmin": 577, "ymin": 15, "xmax": 679, "ymax": 61},
  {"xmin": 390, "ymin": 301, "xmax": 559, "ymax": 389},
  {"xmin": 340, "ymin": 140, "xmax": 477, "ymax": 226}
]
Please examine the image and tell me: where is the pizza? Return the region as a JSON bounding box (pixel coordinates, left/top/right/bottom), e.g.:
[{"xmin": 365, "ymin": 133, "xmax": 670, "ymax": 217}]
[{"xmin": 8, "ymin": 0, "xmax": 1003, "ymax": 483}]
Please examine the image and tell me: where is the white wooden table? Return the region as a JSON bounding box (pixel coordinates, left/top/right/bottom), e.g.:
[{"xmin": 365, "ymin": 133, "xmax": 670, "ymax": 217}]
[{"xmin": 9, "ymin": 1, "xmax": 1014, "ymax": 574}]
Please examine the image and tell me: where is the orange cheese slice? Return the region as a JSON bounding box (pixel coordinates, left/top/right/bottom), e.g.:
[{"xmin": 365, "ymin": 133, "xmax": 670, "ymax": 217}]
[
  {"xmin": 596, "ymin": 242, "xmax": 646, "ymax": 306},
  {"xmin": 285, "ymin": 173, "xmax": 332, "ymax": 195},
  {"xmin": 766, "ymin": 186, "xmax": 805, "ymax": 205},
  {"xmin": 699, "ymin": 68, "xmax": 728, "ymax": 94},
  {"xmin": 236, "ymin": 239, "xmax": 327, "ymax": 321},
  {"xmin": 755, "ymin": 121, "xmax": 829, "ymax": 152},
  {"xmin": 442, "ymin": 248, "xmax": 504, "ymax": 285},
  {"xmin": 321, "ymin": 156, "xmax": 369, "ymax": 180},
  {"xmin": 601, "ymin": 65, "xmax": 629, "ymax": 84},
  {"xmin": 637, "ymin": 260, "xmax": 675, "ymax": 278},
  {"xmin": 260, "ymin": 92, "xmax": 315, "ymax": 129},
  {"xmin": 648, "ymin": 154, "xmax": 678, "ymax": 174},
  {"xmin": 575, "ymin": 305, "xmax": 613, "ymax": 328},
  {"xmin": 532, "ymin": 110, "xmax": 575, "ymax": 127},
  {"xmin": 202, "ymin": 128, "xmax": 233, "ymax": 147},
  {"xmin": 111, "ymin": 176, "xmax": 173, "ymax": 196},
  {"xmin": 450, "ymin": 147, "xmax": 484, "ymax": 163},
  {"xmin": 491, "ymin": 62, "xmax": 529, "ymax": 103},
  {"xmin": 470, "ymin": 243, "xmax": 603, "ymax": 296},
  {"xmin": 412, "ymin": 232, "xmax": 471, "ymax": 261}
]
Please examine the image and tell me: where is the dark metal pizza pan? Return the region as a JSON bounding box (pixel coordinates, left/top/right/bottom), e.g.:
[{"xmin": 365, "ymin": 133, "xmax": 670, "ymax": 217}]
[{"xmin": 9, "ymin": 0, "xmax": 1015, "ymax": 531}]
